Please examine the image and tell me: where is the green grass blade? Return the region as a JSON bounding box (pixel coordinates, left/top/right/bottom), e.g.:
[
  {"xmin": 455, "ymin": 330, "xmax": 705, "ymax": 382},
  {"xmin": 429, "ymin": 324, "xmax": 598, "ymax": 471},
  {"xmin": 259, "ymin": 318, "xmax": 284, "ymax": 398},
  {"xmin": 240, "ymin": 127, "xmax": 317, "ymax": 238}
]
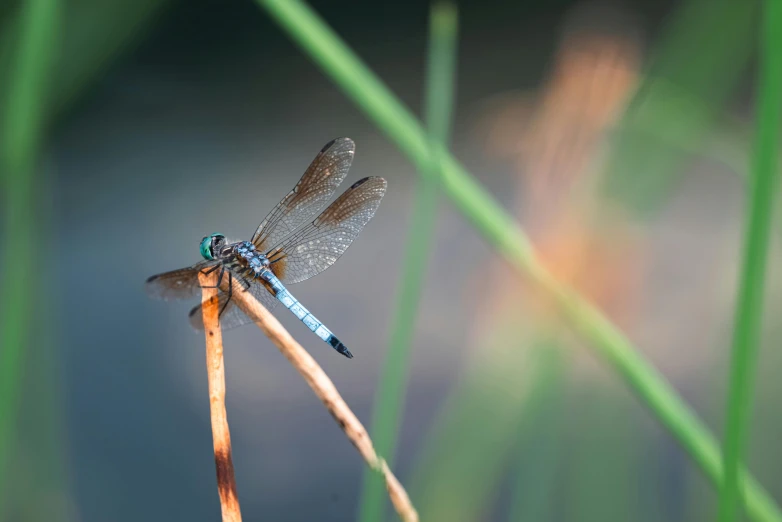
[
  {"xmin": 716, "ymin": 2, "xmax": 782, "ymax": 521},
  {"xmin": 0, "ymin": 0, "xmax": 60, "ymax": 504},
  {"xmin": 254, "ymin": 1, "xmax": 782, "ymax": 520},
  {"xmin": 358, "ymin": 4, "xmax": 458, "ymax": 522}
]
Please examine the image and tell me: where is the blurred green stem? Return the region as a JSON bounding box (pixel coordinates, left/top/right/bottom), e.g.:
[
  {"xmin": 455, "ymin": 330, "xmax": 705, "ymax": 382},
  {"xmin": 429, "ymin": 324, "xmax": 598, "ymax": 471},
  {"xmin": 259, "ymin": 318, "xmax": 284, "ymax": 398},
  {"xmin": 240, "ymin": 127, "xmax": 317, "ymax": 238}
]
[
  {"xmin": 717, "ymin": 2, "xmax": 782, "ymax": 522},
  {"xmin": 411, "ymin": 320, "xmax": 556, "ymax": 521},
  {"xmin": 254, "ymin": 1, "xmax": 782, "ymax": 521},
  {"xmin": 0, "ymin": 0, "xmax": 59, "ymax": 501},
  {"xmin": 506, "ymin": 342, "xmax": 564, "ymax": 522},
  {"xmin": 359, "ymin": 4, "xmax": 458, "ymax": 522},
  {"xmin": 0, "ymin": 0, "xmax": 170, "ymax": 129}
]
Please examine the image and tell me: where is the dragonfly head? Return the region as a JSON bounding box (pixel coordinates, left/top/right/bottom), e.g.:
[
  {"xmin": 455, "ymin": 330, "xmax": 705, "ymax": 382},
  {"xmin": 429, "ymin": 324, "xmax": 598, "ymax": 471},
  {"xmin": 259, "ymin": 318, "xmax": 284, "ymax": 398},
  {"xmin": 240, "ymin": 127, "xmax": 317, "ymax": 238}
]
[{"xmin": 200, "ymin": 233, "xmax": 226, "ymax": 260}]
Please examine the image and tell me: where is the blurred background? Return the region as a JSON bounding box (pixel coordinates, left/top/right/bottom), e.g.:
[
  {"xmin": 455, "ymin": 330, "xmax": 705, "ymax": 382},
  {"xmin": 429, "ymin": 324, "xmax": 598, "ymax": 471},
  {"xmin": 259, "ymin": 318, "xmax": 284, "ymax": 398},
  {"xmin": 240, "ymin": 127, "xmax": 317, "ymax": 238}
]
[{"xmin": 1, "ymin": 0, "xmax": 781, "ymax": 521}]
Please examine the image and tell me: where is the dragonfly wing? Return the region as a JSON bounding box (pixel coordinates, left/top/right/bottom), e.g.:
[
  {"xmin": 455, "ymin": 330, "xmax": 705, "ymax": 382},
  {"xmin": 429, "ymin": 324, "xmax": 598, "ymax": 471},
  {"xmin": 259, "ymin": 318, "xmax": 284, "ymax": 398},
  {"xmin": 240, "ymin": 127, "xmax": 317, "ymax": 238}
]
[
  {"xmin": 251, "ymin": 137, "xmax": 355, "ymax": 252},
  {"xmin": 145, "ymin": 261, "xmax": 218, "ymax": 300},
  {"xmin": 266, "ymin": 176, "xmax": 386, "ymax": 285},
  {"xmin": 188, "ymin": 274, "xmax": 279, "ymax": 331}
]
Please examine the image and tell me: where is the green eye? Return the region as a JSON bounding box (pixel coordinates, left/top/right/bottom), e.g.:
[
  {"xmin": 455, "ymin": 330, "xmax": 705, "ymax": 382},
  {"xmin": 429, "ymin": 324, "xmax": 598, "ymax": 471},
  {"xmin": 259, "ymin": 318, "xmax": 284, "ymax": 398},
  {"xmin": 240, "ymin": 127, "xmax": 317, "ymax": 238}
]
[
  {"xmin": 199, "ymin": 236, "xmax": 213, "ymax": 260},
  {"xmin": 199, "ymin": 233, "xmax": 224, "ymax": 260}
]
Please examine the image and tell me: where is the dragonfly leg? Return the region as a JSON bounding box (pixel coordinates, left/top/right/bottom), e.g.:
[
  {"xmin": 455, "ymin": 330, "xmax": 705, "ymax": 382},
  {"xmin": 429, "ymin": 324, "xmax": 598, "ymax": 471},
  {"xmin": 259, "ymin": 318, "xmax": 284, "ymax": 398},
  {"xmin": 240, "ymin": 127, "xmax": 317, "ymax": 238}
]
[
  {"xmin": 201, "ymin": 264, "xmax": 221, "ymax": 276},
  {"xmin": 199, "ymin": 266, "xmax": 225, "ymax": 289},
  {"xmin": 238, "ymin": 275, "xmax": 252, "ymax": 291},
  {"xmin": 218, "ymin": 272, "xmax": 232, "ymax": 318}
]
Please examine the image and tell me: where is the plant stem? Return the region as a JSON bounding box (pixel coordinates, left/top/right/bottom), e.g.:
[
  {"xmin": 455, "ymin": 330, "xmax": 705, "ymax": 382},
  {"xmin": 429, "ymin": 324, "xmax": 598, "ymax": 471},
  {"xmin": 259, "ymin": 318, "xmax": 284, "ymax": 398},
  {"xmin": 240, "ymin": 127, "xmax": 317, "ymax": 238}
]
[
  {"xmin": 0, "ymin": 0, "xmax": 59, "ymax": 503},
  {"xmin": 216, "ymin": 275, "xmax": 419, "ymax": 522},
  {"xmin": 717, "ymin": 2, "xmax": 782, "ymax": 521},
  {"xmin": 198, "ymin": 273, "xmax": 243, "ymax": 522},
  {"xmin": 359, "ymin": 4, "xmax": 457, "ymax": 522},
  {"xmin": 254, "ymin": 1, "xmax": 782, "ymax": 521}
]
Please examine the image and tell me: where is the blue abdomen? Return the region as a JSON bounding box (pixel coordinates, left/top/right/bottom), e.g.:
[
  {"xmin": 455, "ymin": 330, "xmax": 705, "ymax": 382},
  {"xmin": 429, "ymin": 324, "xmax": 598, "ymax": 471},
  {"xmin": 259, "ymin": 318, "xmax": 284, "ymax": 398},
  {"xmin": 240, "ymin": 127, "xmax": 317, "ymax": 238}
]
[{"xmin": 260, "ymin": 271, "xmax": 353, "ymax": 358}]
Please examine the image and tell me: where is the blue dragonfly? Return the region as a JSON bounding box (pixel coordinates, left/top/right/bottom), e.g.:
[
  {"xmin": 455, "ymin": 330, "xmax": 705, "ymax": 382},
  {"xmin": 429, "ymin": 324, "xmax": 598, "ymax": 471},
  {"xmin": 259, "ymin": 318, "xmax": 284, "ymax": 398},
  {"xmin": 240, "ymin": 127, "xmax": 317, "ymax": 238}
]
[{"xmin": 146, "ymin": 138, "xmax": 386, "ymax": 358}]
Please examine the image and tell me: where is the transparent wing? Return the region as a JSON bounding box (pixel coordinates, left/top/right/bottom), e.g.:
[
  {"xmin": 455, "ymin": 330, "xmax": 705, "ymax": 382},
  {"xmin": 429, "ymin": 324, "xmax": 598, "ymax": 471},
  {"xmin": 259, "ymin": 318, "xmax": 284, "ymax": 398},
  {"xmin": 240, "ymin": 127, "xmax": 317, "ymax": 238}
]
[
  {"xmin": 251, "ymin": 137, "xmax": 355, "ymax": 252},
  {"xmin": 265, "ymin": 176, "xmax": 386, "ymax": 285},
  {"xmin": 188, "ymin": 274, "xmax": 279, "ymax": 331},
  {"xmin": 145, "ymin": 261, "xmax": 218, "ymax": 300}
]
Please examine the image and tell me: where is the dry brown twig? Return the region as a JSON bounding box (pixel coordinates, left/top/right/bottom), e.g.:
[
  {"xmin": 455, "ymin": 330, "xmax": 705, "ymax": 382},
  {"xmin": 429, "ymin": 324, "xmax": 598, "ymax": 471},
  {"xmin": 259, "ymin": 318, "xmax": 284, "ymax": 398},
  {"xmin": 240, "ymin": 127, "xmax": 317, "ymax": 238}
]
[
  {"xmin": 198, "ymin": 271, "xmax": 419, "ymax": 522},
  {"xmin": 199, "ymin": 272, "xmax": 243, "ymax": 522}
]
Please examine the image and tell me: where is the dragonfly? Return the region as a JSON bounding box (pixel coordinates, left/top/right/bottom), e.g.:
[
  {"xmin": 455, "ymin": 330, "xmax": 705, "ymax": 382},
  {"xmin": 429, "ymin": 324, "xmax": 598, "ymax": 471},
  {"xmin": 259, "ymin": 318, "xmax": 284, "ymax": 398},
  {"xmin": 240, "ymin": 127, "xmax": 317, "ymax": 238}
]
[{"xmin": 145, "ymin": 138, "xmax": 386, "ymax": 359}]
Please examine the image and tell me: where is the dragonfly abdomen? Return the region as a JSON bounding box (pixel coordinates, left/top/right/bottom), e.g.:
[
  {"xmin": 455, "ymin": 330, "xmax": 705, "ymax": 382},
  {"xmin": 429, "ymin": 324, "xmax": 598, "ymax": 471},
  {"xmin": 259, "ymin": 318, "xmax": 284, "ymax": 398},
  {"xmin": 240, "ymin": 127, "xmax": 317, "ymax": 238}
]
[{"xmin": 261, "ymin": 271, "xmax": 353, "ymax": 359}]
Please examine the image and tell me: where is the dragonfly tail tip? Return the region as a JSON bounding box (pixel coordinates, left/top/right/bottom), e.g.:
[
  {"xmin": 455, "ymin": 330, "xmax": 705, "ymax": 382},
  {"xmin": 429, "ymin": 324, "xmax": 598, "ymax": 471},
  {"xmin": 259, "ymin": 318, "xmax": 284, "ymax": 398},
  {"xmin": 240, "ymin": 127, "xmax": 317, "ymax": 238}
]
[
  {"xmin": 328, "ymin": 335, "xmax": 353, "ymax": 359},
  {"xmin": 338, "ymin": 343, "xmax": 353, "ymax": 359}
]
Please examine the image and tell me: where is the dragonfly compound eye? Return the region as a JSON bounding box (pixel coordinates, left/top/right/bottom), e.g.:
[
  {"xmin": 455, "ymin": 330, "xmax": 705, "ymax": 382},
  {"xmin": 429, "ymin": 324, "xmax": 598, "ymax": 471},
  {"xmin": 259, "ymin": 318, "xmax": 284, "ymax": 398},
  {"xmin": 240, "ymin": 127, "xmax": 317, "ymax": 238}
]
[{"xmin": 199, "ymin": 236, "xmax": 214, "ymax": 260}]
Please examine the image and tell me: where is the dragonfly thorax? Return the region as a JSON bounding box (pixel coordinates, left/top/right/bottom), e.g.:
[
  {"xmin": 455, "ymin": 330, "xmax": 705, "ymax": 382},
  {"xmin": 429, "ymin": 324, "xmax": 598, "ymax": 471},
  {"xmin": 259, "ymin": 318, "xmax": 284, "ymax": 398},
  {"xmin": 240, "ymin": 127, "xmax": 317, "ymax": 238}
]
[
  {"xmin": 222, "ymin": 240, "xmax": 270, "ymax": 277},
  {"xmin": 200, "ymin": 235, "xmax": 270, "ymax": 277}
]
